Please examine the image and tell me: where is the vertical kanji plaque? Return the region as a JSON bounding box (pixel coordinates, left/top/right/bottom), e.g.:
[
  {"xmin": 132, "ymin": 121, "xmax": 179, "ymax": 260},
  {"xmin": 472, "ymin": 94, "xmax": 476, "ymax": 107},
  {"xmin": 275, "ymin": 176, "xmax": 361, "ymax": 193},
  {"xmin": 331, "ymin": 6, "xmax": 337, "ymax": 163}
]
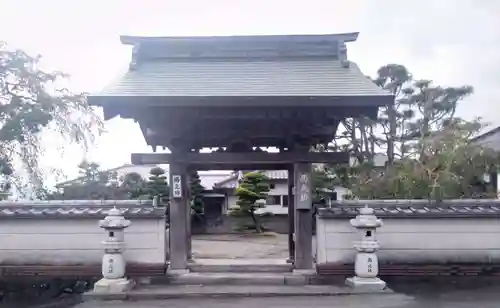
[{"xmin": 171, "ymin": 174, "xmax": 183, "ymax": 198}]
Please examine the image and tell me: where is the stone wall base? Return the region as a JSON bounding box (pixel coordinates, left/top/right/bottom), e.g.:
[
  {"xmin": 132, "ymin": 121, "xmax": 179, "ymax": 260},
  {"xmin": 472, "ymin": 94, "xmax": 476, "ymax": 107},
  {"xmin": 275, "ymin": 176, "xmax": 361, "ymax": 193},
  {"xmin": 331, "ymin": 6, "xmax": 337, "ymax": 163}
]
[{"xmin": 317, "ymin": 263, "xmax": 500, "ymax": 277}]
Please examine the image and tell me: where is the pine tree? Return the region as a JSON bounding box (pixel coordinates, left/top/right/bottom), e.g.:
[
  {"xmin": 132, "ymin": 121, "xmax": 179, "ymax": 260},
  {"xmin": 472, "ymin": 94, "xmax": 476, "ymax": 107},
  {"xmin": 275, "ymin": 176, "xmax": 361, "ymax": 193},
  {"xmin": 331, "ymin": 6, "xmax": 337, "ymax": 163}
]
[
  {"xmin": 233, "ymin": 172, "xmax": 270, "ymax": 233},
  {"xmin": 145, "ymin": 167, "xmax": 169, "ymax": 205},
  {"xmin": 189, "ymin": 170, "xmax": 205, "ymax": 219}
]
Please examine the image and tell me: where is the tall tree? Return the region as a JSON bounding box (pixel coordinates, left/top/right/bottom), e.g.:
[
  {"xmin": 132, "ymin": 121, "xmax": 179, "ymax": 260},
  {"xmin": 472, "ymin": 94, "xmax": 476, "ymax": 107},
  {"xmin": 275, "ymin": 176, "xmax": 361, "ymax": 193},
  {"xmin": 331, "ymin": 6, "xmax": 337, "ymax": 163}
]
[
  {"xmin": 373, "ymin": 64, "xmax": 412, "ymax": 163},
  {"xmin": 324, "ymin": 63, "xmax": 484, "ymax": 200},
  {"xmin": 120, "ymin": 172, "xmax": 147, "ymax": 199},
  {"xmin": 44, "ymin": 161, "xmax": 149, "ymax": 200},
  {"xmin": 0, "ymin": 42, "xmax": 102, "ymax": 196},
  {"xmin": 47, "ymin": 161, "xmax": 123, "ymax": 200}
]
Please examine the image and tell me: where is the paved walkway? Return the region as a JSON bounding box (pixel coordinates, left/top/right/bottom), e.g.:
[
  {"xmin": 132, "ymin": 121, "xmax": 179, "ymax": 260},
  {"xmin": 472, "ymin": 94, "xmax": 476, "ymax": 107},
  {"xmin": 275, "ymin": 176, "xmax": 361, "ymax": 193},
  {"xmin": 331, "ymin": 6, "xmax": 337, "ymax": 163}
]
[
  {"xmin": 74, "ymin": 286, "xmax": 500, "ymax": 308},
  {"xmin": 192, "ymin": 234, "xmax": 316, "ymax": 259}
]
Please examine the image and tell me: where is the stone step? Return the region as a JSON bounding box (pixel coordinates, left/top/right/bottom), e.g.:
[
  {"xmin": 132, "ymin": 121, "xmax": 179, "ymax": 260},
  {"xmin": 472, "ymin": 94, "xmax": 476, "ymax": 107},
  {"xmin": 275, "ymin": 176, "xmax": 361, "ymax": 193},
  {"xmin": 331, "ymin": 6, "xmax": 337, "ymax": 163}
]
[
  {"xmin": 188, "ymin": 259, "xmax": 293, "ymax": 273},
  {"xmin": 189, "ymin": 264, "xmax": 293, "ymax": 273},
  {"xmin": 84, "ymin": 284, "xmax": 395, "ymax": 301},
  {"xmin": 167, "ymin": 272, "xmax": 310, "ymax": 286}
]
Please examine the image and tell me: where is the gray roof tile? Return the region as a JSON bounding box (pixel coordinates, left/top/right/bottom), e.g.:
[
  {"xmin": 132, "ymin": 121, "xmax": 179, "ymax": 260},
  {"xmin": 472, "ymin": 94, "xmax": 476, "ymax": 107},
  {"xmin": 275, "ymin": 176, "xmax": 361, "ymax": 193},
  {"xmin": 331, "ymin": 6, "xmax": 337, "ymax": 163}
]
[
  {"xmin": 0, "ymin": 200, "xmax": 165, "ymax": 219},
  {"xmin": 318, "ymin": 199, "xmax": 500, "ymax": 219},
  {"xmin": 92, "ymin": 59, "xmax": 391, "ymax": 98}
]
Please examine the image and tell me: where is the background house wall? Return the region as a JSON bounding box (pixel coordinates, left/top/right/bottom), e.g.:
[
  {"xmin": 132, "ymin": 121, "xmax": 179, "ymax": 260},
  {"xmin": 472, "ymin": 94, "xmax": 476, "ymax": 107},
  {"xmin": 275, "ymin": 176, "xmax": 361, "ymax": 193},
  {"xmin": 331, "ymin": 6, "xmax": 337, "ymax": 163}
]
[{"xmin": 225, "ymin": 179, "xmax": 290, "ymax": 215}]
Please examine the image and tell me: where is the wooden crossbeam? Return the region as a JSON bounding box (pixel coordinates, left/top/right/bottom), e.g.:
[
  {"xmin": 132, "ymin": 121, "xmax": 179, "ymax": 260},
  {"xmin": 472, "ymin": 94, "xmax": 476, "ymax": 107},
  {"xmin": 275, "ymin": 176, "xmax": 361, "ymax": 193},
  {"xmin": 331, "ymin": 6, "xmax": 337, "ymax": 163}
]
[{"xmin": 131, "ymin": 151, "xmax": 349, "ymax": 168}]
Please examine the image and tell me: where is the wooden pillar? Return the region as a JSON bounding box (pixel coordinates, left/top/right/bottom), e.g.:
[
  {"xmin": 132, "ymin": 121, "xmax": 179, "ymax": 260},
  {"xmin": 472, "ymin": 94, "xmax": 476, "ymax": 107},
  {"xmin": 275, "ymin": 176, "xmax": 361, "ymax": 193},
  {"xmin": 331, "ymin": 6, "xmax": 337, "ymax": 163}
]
[
  {"xmin": 495, "ymin": 171, "xmax": 500, "ymax": 199},
  {"xmin": 287, "ymin": 164, "xmax": 295, "ymax": 262},
  {"xmin": 186, "ymin": 172, "xmax": 192, "ymax": 260},
  {"xmin": 168, "ymin": 163, "xmax": 189, "ymax": 272},
  {"xmin": 293, "ymin": 162, "xmax": 314, "ymax": 272}
]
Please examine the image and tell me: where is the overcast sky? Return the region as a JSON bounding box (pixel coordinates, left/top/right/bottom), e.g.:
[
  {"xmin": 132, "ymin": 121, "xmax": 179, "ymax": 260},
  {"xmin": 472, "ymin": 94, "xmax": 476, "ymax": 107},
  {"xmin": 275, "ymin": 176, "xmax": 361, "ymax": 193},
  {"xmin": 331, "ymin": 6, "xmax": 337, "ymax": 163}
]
[{"xmin": 1, "ymin": 0, "xmax": 499, "ymax": 183}]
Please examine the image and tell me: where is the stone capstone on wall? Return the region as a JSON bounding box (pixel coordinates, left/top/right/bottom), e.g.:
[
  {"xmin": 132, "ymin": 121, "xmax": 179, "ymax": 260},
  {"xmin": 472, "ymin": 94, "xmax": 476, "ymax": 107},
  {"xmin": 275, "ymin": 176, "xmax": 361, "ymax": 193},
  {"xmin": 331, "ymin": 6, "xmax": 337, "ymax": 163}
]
[
  {"xmin": 0, "ymin": 200, "xmax": 166, "ymax": 219},
  {"xmin": 318, "ymin": 199, "xmax": 500, "ymax": 219}
]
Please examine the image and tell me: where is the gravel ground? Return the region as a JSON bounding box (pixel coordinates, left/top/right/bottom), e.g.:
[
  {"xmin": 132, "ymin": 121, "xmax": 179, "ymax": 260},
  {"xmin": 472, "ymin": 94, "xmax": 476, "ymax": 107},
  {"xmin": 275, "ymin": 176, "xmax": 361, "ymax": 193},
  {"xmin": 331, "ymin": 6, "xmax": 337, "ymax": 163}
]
[{"xmin": 192, "ymin": 233, "xmax": 315, "ymax": 259}]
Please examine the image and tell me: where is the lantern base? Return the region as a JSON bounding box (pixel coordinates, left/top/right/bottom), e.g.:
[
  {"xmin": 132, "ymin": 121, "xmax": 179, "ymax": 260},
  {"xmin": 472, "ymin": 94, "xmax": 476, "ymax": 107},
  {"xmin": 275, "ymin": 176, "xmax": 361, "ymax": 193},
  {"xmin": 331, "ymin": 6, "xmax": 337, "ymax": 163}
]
[
  {"xmin": 94, "ymin": 278, "xmax": 134, "ymax": 293},
  {"xmin": 345, "ymin": 276, "xmax": 386, "ymax": 292}
]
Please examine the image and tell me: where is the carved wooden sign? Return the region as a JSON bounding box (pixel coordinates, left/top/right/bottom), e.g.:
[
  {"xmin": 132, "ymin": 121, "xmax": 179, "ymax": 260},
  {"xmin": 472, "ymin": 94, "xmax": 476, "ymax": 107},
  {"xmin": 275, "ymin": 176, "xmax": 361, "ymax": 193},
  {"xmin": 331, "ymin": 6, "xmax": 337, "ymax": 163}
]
[
  {"xmin": 296, "ymin": 171, "xmax": 311, "ymax": 210},
  {"xmin": 172, "ymin": 175, "xmax": 183, "ymax": 198}
]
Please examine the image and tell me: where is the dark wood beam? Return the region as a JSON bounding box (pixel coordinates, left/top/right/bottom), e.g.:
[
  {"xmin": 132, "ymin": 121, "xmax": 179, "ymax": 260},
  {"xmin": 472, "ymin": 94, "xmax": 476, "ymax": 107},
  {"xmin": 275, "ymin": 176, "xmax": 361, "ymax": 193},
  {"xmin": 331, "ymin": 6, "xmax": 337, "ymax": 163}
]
[
  {"xmin": 187, "ymin": 163, "xmax": 290, "ymax": 171},
  {"xmin": 131, "ymin": 151, "xmax": 349, "ymax": 167}
]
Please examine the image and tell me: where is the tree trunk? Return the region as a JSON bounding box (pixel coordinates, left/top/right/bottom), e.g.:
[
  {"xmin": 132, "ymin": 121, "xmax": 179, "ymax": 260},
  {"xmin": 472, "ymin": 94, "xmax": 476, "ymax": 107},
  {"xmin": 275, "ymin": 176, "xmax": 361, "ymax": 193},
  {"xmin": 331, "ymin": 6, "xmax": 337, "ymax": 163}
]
[
  {"xmin": 369, "ymin": 125, "xmax": 375, "ymax": 162},
  {"xmin": 387, "ymin": 103, "xmax": 396, "ymax": 165},
  {"xmin": 250, "ymin": 211, "xmax": 262, "ymax": 233},
  {"xmin": 359, "ymin": 118, "xmax": 372, "ymax": 163},
  {"xmin": 419, "ymin": 95, "xmax": 432, "ymax": 162}
]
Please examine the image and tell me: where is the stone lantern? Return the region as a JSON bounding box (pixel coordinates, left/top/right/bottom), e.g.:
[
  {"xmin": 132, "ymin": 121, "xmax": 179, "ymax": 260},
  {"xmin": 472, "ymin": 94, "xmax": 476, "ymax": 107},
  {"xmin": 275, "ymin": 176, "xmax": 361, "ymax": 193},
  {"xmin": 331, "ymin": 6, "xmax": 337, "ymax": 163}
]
[
  {"xmin": 345, "ymin": 205, "xmax": 386, "ymax": 291},
  {"xmin": 93, "ymin": 207, "xmax": 133, "ymax": 293}
]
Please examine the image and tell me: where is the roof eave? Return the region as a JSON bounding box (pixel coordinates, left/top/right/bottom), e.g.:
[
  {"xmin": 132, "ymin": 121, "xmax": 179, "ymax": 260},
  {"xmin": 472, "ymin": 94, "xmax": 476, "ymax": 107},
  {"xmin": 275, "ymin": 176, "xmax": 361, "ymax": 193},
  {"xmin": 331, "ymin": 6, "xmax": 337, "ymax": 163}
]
[
  {"xmin": 120, "ymin": 32, "xmax": 360, "ymax": 46},
  {"xmin": 89, "ymin": 95, "xmax": 393, "ymax": 107}
]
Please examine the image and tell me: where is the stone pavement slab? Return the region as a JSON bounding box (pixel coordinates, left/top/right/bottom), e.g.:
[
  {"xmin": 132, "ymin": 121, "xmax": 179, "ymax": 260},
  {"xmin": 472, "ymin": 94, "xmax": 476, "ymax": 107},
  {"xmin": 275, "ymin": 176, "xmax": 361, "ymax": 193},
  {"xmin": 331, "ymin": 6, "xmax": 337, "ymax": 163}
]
[
  {"xmin": 75, "ymin": 294, "xmax": 415, "ymax": 308},
  {"xmin": 83, "ymin": 284, "xmax": 392, "ymax": 301},
  {"xmin": 76, "ymin": 284, "xmax": 500, "ymax": 308}
]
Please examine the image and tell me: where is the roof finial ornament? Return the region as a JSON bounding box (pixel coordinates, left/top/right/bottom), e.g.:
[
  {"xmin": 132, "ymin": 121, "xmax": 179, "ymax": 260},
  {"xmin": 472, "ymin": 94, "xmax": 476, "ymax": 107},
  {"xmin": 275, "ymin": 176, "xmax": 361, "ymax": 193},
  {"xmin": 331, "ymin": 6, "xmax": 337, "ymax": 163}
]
[
  {"xmin": 339, "ymin": 41, "xmax": 350, "ymax": 68},
  {"xmin": 129, "ymin": 44, "xmax": 140, "ymax": 71}
]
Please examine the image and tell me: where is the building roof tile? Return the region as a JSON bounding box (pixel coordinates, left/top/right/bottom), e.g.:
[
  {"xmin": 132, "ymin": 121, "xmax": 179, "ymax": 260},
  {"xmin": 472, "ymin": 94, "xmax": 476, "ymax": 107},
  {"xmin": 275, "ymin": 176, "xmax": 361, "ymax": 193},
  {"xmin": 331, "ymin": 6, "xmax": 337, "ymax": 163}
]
[
  {"xmin": 90, "ymin": 59, "xmax": 391, "ymax": 101},
  {"xmin": 318, "ymin": 199, "xmax": 500, "ymax": 219},
  {"xmin": 0, "ymin": 200, "xmax": 165, "ymax": 219}
]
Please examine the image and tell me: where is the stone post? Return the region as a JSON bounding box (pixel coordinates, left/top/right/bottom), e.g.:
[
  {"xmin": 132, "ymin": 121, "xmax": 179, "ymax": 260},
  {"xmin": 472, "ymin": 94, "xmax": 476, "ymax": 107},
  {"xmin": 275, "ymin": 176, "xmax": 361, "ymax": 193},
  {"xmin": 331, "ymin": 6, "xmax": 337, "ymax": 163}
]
[
  {"xmin": 346, "ymin": 205, "xmax": 386, "ymax": 291},
  {"xmin": 94, "ymin": 207, "xmax": 133, "ymax": 293}
]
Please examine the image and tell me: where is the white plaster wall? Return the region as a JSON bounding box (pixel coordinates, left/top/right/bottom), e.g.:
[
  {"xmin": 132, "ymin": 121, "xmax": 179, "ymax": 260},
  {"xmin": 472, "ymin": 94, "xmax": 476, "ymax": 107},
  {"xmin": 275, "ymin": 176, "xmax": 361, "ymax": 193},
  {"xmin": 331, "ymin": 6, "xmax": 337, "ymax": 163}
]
[
  {"xmin": 227, "ymin": 195, "xmax": 288, "ymax": 215},
  {"xmin": 316, "ymin": 217, "xmax": 500, "ymax": 265},
  {"xmin": 0, "ymin": 218, "xmax": 166, "ymax": 265},
  {"xmin": 333, "ymin": 186, "xmax": 351, "ymax": 201},
  {"xmin": 270, "ymin": 182, "xmax": 288, "ymax": 196},
  {"xmin": 227, "ymin": 196, "xmax": 238, "ymax": 209}
]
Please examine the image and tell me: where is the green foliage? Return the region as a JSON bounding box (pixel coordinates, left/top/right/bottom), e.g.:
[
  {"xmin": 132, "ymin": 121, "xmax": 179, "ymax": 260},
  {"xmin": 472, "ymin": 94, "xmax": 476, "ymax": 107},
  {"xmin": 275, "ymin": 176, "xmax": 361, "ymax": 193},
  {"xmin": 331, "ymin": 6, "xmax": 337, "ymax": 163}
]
[
  {"xmin": 311, "ymin": 166, "xmax": 334, "ymax": 203},
  {"xmin": 232, "ymin": 172, "xmax": 270, "ymax": 233},
  {"xmin": 120, "ymin": 172, "xmax": 147, "ymax": 199},
  {"xmin": 331, "ymin": 64, "xmax": 474, "ymax": 164},
  {"xmin": 77, "ymin": 160, "xmax": 112, "ymax": 184},
  {"xmin": 45, "ymin": 161, "xmax": 146, "ymax": 200},
  {"xmin": 144, "ymin": 167, "xmax": 169, "ymax": 204},
  {"xmin": 349, "ymin": 120, "xmax": 500, "ymax": 199},
  {"xmin": 0, "ymin": 42, "xmax": 102, "ymax": 196},
  {"xmin": 320, "ymin": 63, "xmax": 495, "ymax": 200},
  {"xmin": 189, "ymin": 170, "xmax": 204, "ymax": 218}
]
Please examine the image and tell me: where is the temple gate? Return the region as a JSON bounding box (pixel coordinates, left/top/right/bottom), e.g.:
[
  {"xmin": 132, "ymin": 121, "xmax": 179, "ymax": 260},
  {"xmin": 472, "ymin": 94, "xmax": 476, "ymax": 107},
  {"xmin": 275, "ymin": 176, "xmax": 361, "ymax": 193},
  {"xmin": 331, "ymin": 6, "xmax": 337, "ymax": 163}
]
[{"xmin": 89, "ymin": 32, "xmax": 393, "ymax": 272}]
